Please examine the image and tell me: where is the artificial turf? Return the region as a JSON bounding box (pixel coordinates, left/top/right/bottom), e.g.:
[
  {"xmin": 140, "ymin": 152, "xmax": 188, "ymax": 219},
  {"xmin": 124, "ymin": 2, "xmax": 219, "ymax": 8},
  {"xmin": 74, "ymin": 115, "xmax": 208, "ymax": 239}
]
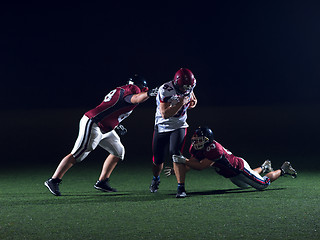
[{"xmin": 0, "ymin": 161, "xmax": 319, "ymax": 240}]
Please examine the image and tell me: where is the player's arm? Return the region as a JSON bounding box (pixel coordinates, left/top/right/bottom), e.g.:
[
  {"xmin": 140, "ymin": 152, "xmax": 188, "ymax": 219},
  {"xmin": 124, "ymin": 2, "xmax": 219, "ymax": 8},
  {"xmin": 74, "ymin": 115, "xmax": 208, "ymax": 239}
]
[
  {"xmin": 159, "ymin": 96, "xmax": 189, "ymax": 119},
  {"xmin": 130, "ymin": 87, "xmax": 158, "ymax": 104},
  {"xmin": 130, "ymin": 92, "xmax": 149, "ymax": 104},
  {"xmin": 186, "ymin": 156, "xmax": 213, "ymax": 170},
  {"xmin": 173, "ymin": 155, "xmax": 213, "ymax": 170},
  {"xmin": 188, "ymin": 92, "xmax": 197, "ymax": 109}
]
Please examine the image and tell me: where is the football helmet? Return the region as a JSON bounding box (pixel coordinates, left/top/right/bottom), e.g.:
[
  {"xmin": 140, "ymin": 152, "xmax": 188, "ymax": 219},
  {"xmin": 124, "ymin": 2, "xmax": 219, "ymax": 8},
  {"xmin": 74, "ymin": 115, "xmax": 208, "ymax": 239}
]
[
  {"xmin": 128, "ymin": 74, "xmax": 149, "ymax": 92},
  {"xmin": 173, "ymin": 68, "xmax": 196, "ymax": 95},
  {"xmin": 191, "ymin": 126, "xmax": 214, "ymax": 150}
]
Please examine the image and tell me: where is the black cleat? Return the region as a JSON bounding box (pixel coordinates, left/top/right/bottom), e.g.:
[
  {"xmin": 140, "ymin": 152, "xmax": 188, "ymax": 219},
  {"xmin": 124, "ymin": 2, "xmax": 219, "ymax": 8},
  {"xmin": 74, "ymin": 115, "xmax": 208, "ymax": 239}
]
[
  {"xmin": 94, "ymin": 179, "xmax": 117, "ymax": 192},
  {"xmin": 281, "ymin": 161, "xmax": 297, "ymax": 178},
  {"xmin": 176, "ymin": 187, "xmax": 187, "ymax": 198},
  {"xmin": 149, "ymin": 179, "xmax": 160, "ymax": 193},
  {"xmin": 44, "ymin": 178, "xmax": 62, "ymax": 196}
]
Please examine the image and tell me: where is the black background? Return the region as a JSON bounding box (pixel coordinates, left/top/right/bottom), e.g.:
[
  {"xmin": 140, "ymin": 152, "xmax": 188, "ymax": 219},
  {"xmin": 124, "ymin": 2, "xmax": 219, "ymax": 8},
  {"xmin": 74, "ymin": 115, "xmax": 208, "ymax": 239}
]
[{"xmin": 1, "ymin": 2, "xmax": 319, "ymax": 169}]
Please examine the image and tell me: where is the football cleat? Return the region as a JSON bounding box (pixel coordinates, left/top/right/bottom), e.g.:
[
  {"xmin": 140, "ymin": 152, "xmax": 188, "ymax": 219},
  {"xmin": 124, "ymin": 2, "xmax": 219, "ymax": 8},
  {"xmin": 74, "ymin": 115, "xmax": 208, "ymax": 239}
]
[
  {"xmin": 94, "ymin": 179, "xmax": 117, "ymax": 192},
  {"xmin": 149, "ymin": 178, "xmax": 160, "ymax": 193},
  {"xmin": 44, "ymin": 178, "xmax": 62, "ymax": 196},
  {"xmin": 281, "ymin": 161, "xmax": 297, "ymax": 178},
  {"xmin": 176, "ymin": 187, "xmax": 187, "ymax": 198},
  {"xmin": 261, "ymin": 160, "xmax": 274, "ymax": 173}
]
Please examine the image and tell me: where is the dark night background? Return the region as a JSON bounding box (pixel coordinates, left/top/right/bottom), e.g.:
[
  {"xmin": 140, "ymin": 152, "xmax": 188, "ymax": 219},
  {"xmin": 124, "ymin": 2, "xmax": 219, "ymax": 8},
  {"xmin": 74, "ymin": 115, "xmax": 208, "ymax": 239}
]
[{"xmin": 0, "ymin": 2, "xmax": 319, "ymax": 169}]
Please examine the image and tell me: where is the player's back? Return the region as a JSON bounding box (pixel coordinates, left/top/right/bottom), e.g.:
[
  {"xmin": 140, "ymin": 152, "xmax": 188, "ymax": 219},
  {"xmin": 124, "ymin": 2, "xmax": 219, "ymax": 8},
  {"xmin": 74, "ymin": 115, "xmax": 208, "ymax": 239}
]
[{"xmin": 85, "ymin": 84, "xmax": 140, "ymax": 132}]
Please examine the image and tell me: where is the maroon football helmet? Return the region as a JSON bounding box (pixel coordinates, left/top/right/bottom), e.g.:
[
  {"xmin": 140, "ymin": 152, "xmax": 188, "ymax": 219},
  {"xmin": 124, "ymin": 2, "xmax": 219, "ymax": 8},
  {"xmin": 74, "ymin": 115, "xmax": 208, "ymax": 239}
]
[{"xmin": 173, "ymin": 68, "xmax": 196, "ymax": 95}]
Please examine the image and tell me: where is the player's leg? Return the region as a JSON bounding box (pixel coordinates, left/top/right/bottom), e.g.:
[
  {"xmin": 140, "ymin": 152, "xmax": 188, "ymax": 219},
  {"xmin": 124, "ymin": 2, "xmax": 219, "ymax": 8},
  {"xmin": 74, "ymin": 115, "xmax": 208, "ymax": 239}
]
[
  {"xmin": 52, "ymin": 153, "xmax": 77, "ymax": 179},
  {"xmin": 240, "ymin": 160, "xmax": 271, "ymax": 190},
  {"xmin": 253, "ymin": 160, "xmax": 274, "ymax": 174},
  {"xmin": 169, "ymin": 128, "xmax": 187, "ymax": 198},
  {"xmin": 95, "ymin": 130, "xmax": 124, "ymax": 192},
  {"xmin": 229, "ymin": 176, "xmax": 250, "ymax": 189},
  {"xmin": 152, "ymin": 162, "xmax": 164, "ymax": 180},
  {"xmin": 45, "ymin": 116, "xmax": 100, "ymax": 196},
  {"xmin": 253, "ymin": 160, "xmax": 296, "ymax": 182},
  {"xmin": 150, "ymin": 128, "xmax": 169, "ymax": 193},
  {"xmin": 94, "ymin": 153, "xmax": 119, "ymax": 192},
  {"xmin": 264, "ymin": 161, "xmax": 297, "ymax": 181},
  {"xmin": 265, "ymin": 169, "xmax": 282, "ymax": 182},
  {"xmin": 98, "ymin": 154, "xmax": 121, "ymax": 180},
  {"xmin": 44, "ymin": 153, "xmax": 77, "ymax": 196}
]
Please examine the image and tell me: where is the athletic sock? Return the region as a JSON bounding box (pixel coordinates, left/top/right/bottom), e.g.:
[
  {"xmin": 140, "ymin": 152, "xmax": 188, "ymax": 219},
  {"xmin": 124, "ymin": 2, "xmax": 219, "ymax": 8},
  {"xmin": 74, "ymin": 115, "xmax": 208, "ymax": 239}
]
[{"xmin": 153, "ymin": 176, "xmax": 160, "ymax": 181}]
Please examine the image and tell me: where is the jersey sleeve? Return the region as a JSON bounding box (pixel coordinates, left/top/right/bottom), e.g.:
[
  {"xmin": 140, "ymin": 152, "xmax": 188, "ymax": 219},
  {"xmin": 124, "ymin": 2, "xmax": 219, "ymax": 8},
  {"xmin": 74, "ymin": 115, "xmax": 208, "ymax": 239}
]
[{"xmin": 122, "ymin": 84, "xmax": 141, "ymax": 103}]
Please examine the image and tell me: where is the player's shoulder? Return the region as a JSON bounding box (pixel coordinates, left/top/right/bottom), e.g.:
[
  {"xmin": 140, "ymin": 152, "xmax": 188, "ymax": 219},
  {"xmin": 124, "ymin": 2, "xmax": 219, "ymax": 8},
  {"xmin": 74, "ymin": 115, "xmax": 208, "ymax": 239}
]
[
  {"xmin": 159, "ymin": 81, "xmax": 176, "ymax": 96},
  {"xmin": 202, "ymin": 141, "xmax": 222, "ymax": 160},
  {"xmin": 204, "ymin": 142, "xmax": 217, "ymax": 152},
  {"xmin": 121, "ymin": 84, "xmax": 141, "ymax": 94}
]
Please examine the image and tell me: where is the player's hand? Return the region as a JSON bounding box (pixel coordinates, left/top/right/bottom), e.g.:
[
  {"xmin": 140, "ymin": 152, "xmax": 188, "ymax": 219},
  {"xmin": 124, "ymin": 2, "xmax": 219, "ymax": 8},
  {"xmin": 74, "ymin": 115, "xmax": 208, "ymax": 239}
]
[
  {"xmin": 169, "ymin": 95, "xmax": 180, "ymax": 107},
  {"xmin": 164, "ymin": 166, "xmax": 175, "ymax": 177},
  {"xmin": 115, "ymin": 124, "xmax": 127, "ymax": 136},
  {"xmin": 179, "ymin": 95, "xmax": 190, "ymax": 105},
  {"xmin": 147, "ymin": 87, "xmax": 159, "ymax": 97}
]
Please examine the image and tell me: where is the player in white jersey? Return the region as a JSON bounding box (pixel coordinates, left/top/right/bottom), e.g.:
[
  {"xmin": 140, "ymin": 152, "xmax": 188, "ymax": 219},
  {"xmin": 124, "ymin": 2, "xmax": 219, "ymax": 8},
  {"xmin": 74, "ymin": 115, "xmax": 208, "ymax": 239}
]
[{"xmin": 149, "ymin": 68, "xmax": 197, "ymax": 197}]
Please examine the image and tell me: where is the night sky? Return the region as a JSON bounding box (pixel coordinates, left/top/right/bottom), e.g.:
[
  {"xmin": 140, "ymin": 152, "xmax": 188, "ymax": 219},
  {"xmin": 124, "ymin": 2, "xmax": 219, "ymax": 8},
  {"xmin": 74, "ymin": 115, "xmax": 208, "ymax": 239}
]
[{"xmin": 1, "ymin": 2, "xmax": 320, "ymax": 109}]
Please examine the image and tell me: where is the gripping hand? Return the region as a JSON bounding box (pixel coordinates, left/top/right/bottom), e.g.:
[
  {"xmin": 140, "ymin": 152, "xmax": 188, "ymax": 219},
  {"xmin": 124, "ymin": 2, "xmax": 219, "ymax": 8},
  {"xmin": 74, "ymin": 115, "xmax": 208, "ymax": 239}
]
[
  {"xmin": 147, "ymin": 87, "xmax": 159, "ymax": 97},
  {"xmin": 164, "ymin": 166, "xmax": 175, "ymax": 177},
  {"xmin": 172, "ymin": 155, "xmax": 187, "ymax": 164}
]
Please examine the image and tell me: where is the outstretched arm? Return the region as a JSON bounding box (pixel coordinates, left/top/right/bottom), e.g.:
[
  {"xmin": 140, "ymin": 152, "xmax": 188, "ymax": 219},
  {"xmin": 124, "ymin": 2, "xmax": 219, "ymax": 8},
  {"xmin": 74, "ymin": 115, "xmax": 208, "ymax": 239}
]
[
  {"xmin": 130, "ymin": 91, "xmax": 149, "ymax": 104},
  {"xmin": 130, "ymin": 87, "xmax": 158, "ymax": 104},
  {"xmin": 173, "ymin": 155, "xmax": 213, "ymax": 170},
  {"xmin": 186, "ymin": 157, "xmax": 213, "ymax": 170}
]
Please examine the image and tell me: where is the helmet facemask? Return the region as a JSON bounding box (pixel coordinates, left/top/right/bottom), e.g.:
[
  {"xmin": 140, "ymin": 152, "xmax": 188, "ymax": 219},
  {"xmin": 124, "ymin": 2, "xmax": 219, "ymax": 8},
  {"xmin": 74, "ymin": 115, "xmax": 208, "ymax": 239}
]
[
  {"xmin": 181, "ymin": 84, "xmax": 193, "ymax": 95},
  {"xmin": 191, "ymin": 135, "xmax": 209, "ymax": 150}
]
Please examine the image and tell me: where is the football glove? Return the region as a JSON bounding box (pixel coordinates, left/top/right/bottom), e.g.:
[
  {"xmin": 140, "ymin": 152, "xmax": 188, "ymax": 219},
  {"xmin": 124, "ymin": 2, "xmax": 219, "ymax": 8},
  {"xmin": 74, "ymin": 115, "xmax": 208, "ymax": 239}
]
[
  {"xmin": 115, "ymin": 124, "xmax": 127, "ymax": 136},
  {"xmin": 172, "ymin": 155, "xmax": 187, "ymax": 164},
  {"xmin": 147, "ymin": 87, "xmax": 159, "ymax": 97},
  {"xmin": 164, "ymin": 166, "xmax": 175, "ymax": 177}
]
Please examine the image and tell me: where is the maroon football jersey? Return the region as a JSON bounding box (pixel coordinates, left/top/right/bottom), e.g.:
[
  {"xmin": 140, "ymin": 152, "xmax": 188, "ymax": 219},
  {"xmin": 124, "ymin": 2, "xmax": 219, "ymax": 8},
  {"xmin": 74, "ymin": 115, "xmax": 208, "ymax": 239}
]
[
  {"xmin": 190, "ymin": 140, "xmax": 244, "ymax": 178},
  {"xmin": 85, "ymin": 84, "xmax": 140, "ymax": 133}
]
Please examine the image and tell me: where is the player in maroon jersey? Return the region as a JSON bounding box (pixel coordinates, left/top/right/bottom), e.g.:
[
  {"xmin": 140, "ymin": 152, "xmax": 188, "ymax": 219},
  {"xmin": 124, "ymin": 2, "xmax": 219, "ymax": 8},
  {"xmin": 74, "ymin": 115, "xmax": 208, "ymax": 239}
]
[
  {"xmin": 44, "ymin": 75, "xmax": 158, "ymax": 196},
  {"xmin": 167, "ymin": 126, "xmax": 297, "ymax": 197}
]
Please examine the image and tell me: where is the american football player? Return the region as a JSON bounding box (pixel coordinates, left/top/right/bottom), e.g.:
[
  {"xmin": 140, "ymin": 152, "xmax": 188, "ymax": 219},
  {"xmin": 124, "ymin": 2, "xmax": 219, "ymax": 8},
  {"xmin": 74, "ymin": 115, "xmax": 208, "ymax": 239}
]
[
  {"xmin": 45, "ymin": 74, "xmax": 158, "ymax": 196},
  {"xmin": 149, "ymin": 68, "xmax": 197, "ymax": 198},
  {"xmin": 166, "ymin": 126, "xmax": 297, "ymax": 197}
]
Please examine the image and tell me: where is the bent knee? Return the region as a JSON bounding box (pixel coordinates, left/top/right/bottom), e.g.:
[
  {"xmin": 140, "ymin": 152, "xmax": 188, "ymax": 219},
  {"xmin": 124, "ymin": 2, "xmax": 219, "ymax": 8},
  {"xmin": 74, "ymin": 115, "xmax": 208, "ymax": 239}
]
[{"xmin": 113, "ymin": 145, "xmax": 125, "ymax": 160}]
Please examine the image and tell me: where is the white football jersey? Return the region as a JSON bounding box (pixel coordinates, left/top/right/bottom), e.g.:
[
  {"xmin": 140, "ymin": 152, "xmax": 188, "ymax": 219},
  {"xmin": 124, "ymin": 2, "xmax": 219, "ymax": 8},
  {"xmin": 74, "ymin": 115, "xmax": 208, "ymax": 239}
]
[{"xmin": 154, "ymin": 81, "xmax": 193, "ymax": 132}]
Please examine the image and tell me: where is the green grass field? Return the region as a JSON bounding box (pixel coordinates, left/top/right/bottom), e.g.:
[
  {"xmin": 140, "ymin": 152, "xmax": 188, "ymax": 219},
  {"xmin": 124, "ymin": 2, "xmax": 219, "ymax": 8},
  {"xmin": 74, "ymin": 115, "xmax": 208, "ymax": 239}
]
[{"xmin": 1, "ymin": 161, "xmax": 319, "ymax": 240}]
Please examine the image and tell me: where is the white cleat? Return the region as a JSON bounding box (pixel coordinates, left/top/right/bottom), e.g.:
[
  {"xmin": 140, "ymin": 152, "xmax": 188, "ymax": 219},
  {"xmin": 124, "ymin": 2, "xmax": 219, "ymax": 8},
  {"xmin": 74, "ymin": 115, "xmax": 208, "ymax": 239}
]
[{"xmin": 261, "ymin": 160, "xmax": 274, "ymax": 173}]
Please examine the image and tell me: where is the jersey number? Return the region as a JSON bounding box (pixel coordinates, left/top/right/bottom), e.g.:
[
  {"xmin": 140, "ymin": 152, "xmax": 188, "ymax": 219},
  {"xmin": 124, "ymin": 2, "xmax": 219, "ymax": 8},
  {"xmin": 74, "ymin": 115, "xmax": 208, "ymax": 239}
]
[
  {"xmin": 104, "ymin": 89, "xmax": 117, "ymax": 102},
  {"xmin": 163, "ymin": 84, "xmax": 174, "ymax": 91}
]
